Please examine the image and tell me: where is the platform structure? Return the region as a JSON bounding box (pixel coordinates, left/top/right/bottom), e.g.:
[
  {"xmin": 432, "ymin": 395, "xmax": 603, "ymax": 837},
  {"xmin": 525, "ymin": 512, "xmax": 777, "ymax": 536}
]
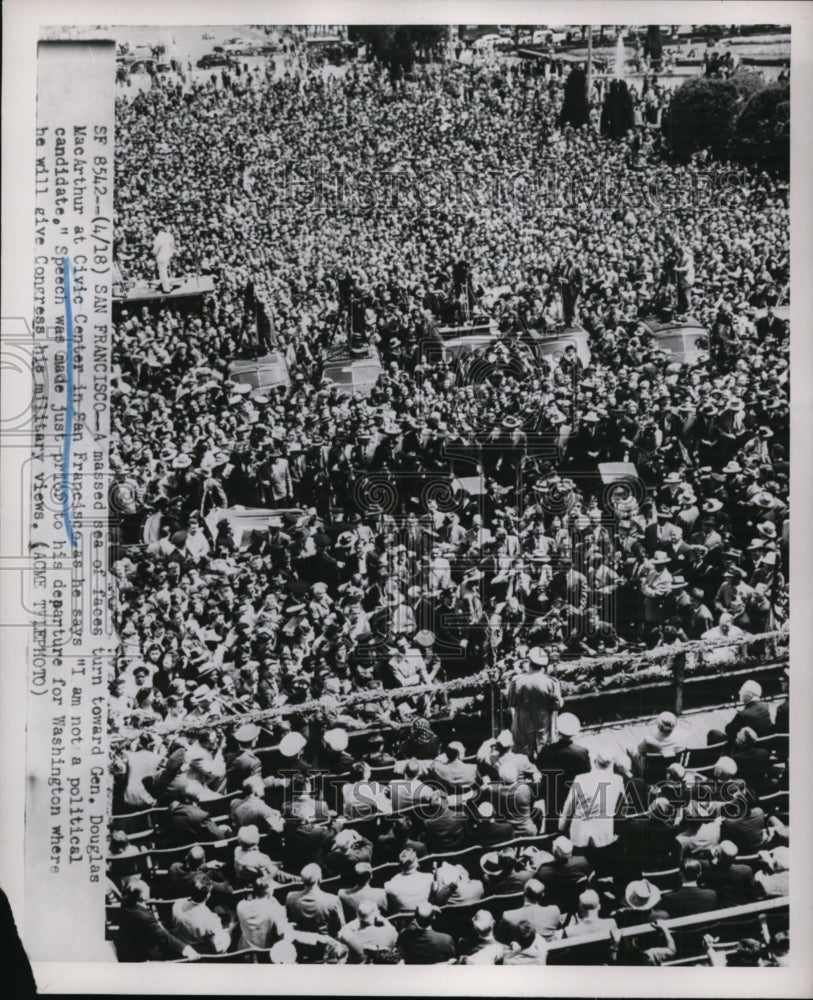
[{"xmin": 113, "ymin": 275, "xmax": 216, "ymax": 312}]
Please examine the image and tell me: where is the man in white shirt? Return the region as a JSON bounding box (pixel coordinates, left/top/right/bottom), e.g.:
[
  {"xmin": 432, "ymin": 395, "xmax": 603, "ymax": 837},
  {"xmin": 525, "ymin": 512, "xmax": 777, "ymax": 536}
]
[{"xmin": 153, "ymin": 225, "xmax": 177, "ymax": 293}]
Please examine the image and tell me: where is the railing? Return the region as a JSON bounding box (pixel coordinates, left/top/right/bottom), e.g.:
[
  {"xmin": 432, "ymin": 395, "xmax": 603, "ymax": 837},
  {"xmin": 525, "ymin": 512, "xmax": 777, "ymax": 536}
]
[{"xmin": 109, "ymin": 628, "xmax": 788, "ymax": 747}]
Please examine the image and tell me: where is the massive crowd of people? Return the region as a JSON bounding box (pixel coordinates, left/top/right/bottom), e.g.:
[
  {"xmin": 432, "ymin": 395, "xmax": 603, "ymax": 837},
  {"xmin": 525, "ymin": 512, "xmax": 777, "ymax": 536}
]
[{"xmin": 107, "ymin": 36, "xmax": 790, "ymax": 965}]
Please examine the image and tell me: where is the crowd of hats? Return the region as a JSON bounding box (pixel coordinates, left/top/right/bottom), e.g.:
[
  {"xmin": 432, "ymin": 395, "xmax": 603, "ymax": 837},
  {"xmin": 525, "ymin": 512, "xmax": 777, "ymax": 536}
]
[{"xmin": 109, "ymin": 55, "xmax": 787, "ymax": 733}]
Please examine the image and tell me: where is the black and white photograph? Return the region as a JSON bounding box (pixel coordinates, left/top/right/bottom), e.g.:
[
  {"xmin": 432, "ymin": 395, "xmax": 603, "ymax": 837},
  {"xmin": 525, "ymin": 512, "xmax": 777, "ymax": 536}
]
[{"xmin": 1, "ymin": 1, "xmax": 811, "ymax": 995}]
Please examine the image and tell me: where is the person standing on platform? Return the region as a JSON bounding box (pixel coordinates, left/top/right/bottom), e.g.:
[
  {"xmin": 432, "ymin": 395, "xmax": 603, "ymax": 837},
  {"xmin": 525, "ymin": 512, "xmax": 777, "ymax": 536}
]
[
  {"xmin": 152, "ymin": 224, "xmax": 176, "ymax": 293},
  {"xmin": 506, "ymin": 647, "xmax": 564, "ymax": 757}
]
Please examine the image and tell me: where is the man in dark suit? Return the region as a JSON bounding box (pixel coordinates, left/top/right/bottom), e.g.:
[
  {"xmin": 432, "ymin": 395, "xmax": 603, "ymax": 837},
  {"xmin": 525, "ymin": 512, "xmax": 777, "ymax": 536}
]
[
  {"xmin": 724, "ymin": 681, "xmax": 773, "ymax": 742},
  {"xmin": 421, "ymin": 790, "xmax": 469, "ymax": 854},
  {"xmin": 225, "ymin": 723, "xmax": 264, "ymax": 793},
  {"xmin": 659, "ymin": 860, "xmax": 719, "ymax": 918},
  {"xmin": 619, "ymin": 797, "xmax": 681, "ymax": 880},
  {"xmin": 719, "ymin": 791, "xmax": 768, "ymax": 854},
  {"xmin": 374, "ymin": 817, "xmax": 428, "ymax": 865},
  {"xmin": 283, "ymin": 814, "xmax": 333, "ymax": 868},
  {"xmin": 164, "ymin": 782, "xmax": 228, "ymax": 846},
  {"xmin": 497, "ymin": 879, "xmax": 563, "ymax": 943},
  {"xmin": 397, "ymin": 902, "xmax": 457, "ymax": 964},
  {"xmin": 166, "ymin": 845, "xmax": 235, "ymax": 908},
  {"xmin": 700, "ymin": 841, "xmax": 758, "ymax": 907},
  {"xmin": 731, "ymin": 727, "xmax": 775, "ymax": 795},
  {"xmin": 428, "ymin": 741, "xmax": 477, "ymax": 792},
  {"xmin": 533, "ymin": 837, "xmax": 592, "ymax": 914},
  {"xmin": 285, "ymin": 863, "xmax": 345, "ymax": 936},
  {"xmin": 338, "ymin": 862, "xmax": 389, "ymax": 920},
  {"xmin": 115, "ymin": 880, "xmax": 197, "ymax": 962},
  {"xmin": 535, "ymin": 713, "xmax": 590, "ymax": 817},
  {"xmin": 469, "ymin": 801, "xmax": 515, "ymax": 848}
]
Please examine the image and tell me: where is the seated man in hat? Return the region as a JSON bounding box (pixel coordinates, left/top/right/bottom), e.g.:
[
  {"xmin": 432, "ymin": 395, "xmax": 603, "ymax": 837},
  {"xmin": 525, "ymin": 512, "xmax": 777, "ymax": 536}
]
[
  {"xmin": 611, "ymin": 878, "xmax": 669, "ymax": 929},
  {"xmin": 225, "ymin": 723, "xmax": 264, "ymax": 793},
  {"xmin": 324, "ymin": 822, "xmax": 374, "ymax": 878},
  {"xmin": 632, "ymin": 711, "xmax": 686, "ymax": 776},
  {"xmin": 481, "ymin": 847, "xmax": 536, "ymax": 896},
  {"xmin": 722, "ymin": 680, "xmax": 773, "ymax": 742},
  {"xmin": 536, "ymin": 713, "xmax": 590, "ymax": 817},
  {"xmin": 533, "ymin": 836, "xmax": 593, "ymax": 915},
  {"xmin": 319, "ymin": 727, "xmax": 356, "ymax": 772},
  {"xmin": 469, "ymin": 800, "xmax": 515, "ymax": 849}
]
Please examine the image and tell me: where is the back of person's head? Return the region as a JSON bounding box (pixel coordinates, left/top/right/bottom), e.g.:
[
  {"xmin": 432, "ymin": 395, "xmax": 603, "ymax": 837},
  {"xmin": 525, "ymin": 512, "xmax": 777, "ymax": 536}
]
[
  {"xmin": 739, "ymin": 680, "xmax": 762, "ymax": 704},
  {"xmin": 123, "ymin": 880, "xmax": 149, "ymax": 907},
  {"xmin": 524, "ymin": 878, "xmax": 545, "ymax": 904},
  {"xmin": 110, "ymin": 829, "xmax": 131, "ymax": 853},
  {"xmin": 357, "ymin": 899, "xmax": 378, "ymax": 924},
  {"xmin": 190, "ymin": 874, "xmax": 212, "ymax": 904},
  {"xmin": 415, "ymin": 901, "xmax": 435, "ymax": 928},
  {"xmin": 404, "ymin": 758, "xmax": 421, "ymax": 779},
  {"xmin": 553, "ymin": 836, "xmax": 573, "ymax": 861},
  {"xmin": 392, "ymin": 818, "xmax": 411, "ymax": 843},
  {"xmin": 354, "ymin": 861, "xmax": 373, "ymax": 885},
  {"xmin": 350, "ymin": 761, "xmax": 368, "ymax": 781},
  {"xmin": 578, "ymin": 888, "xmax": 601, "ymax": 915},
  {"xmin": 445, "ymin": 740, "xmax": 464, "ymax": 761},
  {"xmin": 514, "ymin": 919, "xmax": 537, "ymax": 950},
  {"xmin": 301, "ymin": 863, "xmax": 322, "ymax": 887},
  {"xmin": 716, "ymin": 840, "xmax": 739, "ymax": 865},
  {"xmin": 399, "ymin": 847, "xmax": 418, "ymax": 872},
  {"xmin": 682, "ymin": 859, "xmax": 702, "ymax": 883},
  {"xmin": 472, "ymin": 909, "xmax": 494, "ymax": 939},
  {"xmin": 714, "ymin": 756, "xmax": 738, "ymax": 779},
  {"xmin": 253, "ymin": 876, "xmax": 272, "ymax": 897}
]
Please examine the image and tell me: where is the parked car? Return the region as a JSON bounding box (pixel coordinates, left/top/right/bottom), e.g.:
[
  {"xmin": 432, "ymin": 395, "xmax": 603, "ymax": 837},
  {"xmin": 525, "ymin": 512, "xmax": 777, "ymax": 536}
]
[{"xmin": 196, "ymin": 52, "xmax": 235, "ymax": 69}]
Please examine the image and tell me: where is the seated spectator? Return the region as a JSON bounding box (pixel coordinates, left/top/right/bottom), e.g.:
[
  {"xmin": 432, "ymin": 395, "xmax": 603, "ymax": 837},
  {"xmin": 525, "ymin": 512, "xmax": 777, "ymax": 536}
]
[
  {"xmin": 481, "ymin": 847, "xmax": 535, "ymax": 896},
  {"xmin": 384, "ymin": 848, "xmax": 436, "ymax": 914},
  {"xmin": 611, "ymin": 919, "xmax": 676, "ymax": 965},
  {"xmin": 563, "ymin": 888, "xmax": 618, "ymax": 938},
  {"xmin": 719, "ymin": 788, "xmax": 768, "ymax": 854},
  {"xmin": 375, "ymin": 817, "xmax": 428, "ymax": 865},
  {"xmin": 468, "ymin": 800, "xmax": 515, "ymax": 848},
  {"xmin": 171, "ymin": 874, "xmax": 231, "ymax": 954},
  {"xmin": 398, "ymin": 717, "xmax": 441, "ymax": 763},
  {"xmin": 166, "ymin": 845, "xmax": 234, "ymax": 907},
  {"xmin": 619, "ymin": 797, "xmax": 681, "ymax": 878},
  {"xmin": 721, "ymin": 681, "xmax": 773, "ymax": 742},
  {"xmin": 612, "ymin": 879, "xmax": 669, "ymax": 929},
  {"xmin": 536, "ymin": 713, "xmax": 590, "ymax": 815},
  {"xmin": 397, "ymin": 902, "xmax": 457, "ymax": 965},
  {"xmin": 235, "ymin": 876, "xmax": 291, "ymax": 950},
  {"xmin": 559, "ymin": 745, "xmax": 623, "ymax": 848},
  {"xmin": 534, "ymin": 837, "xmax": 592, "ymax": 915},
  {"xmin": 497, "ymin": 878, "xmax": 562, "ymax": 942},
  {"xmin": 389, "ymin": 759, "xmax": 435, "ymax": 813},
  {"xmin": 476, "ymin": 730, "xmax": 540, "ymax": 784},
  {"xmin": 459, "ymin": 910, "xmax": 506, "ymax": 965},
  {"xmin": 421, "ymin": 790, "xmax": 469, "ymax": 854},
  {"xmin": 338, "ymin": 900, "xmax": 399, "ymax": 963},
  {"xmin": 755, "ymin": 846, "xmax": 789, "ymax": 898},
  {"xmin": 342, "ymin": 761, "xmax": 392, "ymax": 818},
  {"xmin": 659, "ymin": 859, "xmax": 719, "ymax": 917},
  {"xmin": 231, "ymin": 776, "xmax": 283, "ymax": 834},
  {"xmin": 731, "ymin": 727, "xmax": 775, "ymax": 795},
  {"xmin": 428, "ymin": 741, "xmax": 477, "ymax": 792},
  {"xmin": 324, "ymin": 824, "xmax": 374, "ymax": 877},
  {"xmin": 115, "ymin": 879, "xmax": 198, "ymax": 962},
  {"xmin": 430, "ymin": 862, "xmax": 484, "ymax": 907},
  {"xmin": 285, "ymin": 863, "xmax": 344, "ymax": 936},
  {"xmin": 338, "ymin": 862, "xmax": 389, "ymax": 920},
  {"xmin": 676, "ymin": 801, "xmax": 722, "ymax": 857},
  {"xmin": 233, "ymin": 824, "xmax": 293, "ymax": 887},
  {"xmin": 499, "ymin": 919, "xmax": 549, "ymax": 965},
  {"xmin": 699, "ymin": 840, "xmax": 758, "ymax": 906},
  {"xmin": 633, "ymin": 711, "xmax": 686, "ymax": 773},
  {"xmin": 165, "ymin": 782, "xmax": 228, "ymax": 846}
]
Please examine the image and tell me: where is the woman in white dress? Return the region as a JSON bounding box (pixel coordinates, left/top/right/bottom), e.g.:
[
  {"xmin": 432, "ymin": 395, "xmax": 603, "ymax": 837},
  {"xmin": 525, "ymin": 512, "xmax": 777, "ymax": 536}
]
[{"xmin": 558, "ymin": 746, "xmax": 623, "ymax": 848}]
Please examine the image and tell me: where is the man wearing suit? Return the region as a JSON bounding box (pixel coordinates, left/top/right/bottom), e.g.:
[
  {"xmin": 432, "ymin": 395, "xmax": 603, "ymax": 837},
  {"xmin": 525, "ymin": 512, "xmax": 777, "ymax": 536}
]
[
  {"xmin": 338, "ymin": 862, "xmax": 389, "ymax": 920},
  {"xmin": 469, "ymin": 801, "xmax": 515, "ymax": 848},
  {"xmin": 428, "ymin": 741, "xmax": 477, "ymax": 793},
  {"xmin": 659, "ymin": 860, "xmax": 719, "ymax": 918},
  {"xmin": 700, "ymin": 841, "xmax": 758, "ymax": 907},
  {"xmin": 536, "ymin": 713, "xmax": 590, "ymax": 817},
  {"xmin": 619, "ymin": 797, "xmax": 681, "ymax": 880},
  {"xmin": 285, "ymin": 863, "xmax": 345, "ymax": 936},
  {"xmin": 533, "ymin": 837, "xmax": 592, "ymax": 914},
  {"xmin": 422, "ymin": 791, "xmax": 469, "ymax": 854},
  {"xmin": 225, "ymin": 723, "xmax": 264, "ymax": 793},
  {"xmin": 497, "ymin": 879, "xmax": 563, "ymax": 943},
  {"xmin": 397, "ymin": 902, "xmax": 457, "ymax": 964},
  {"xmin": 724, "ymin": 681, "xmax": 773, "ymax": 741},
  {"xmin": 165, "ymin": 782, "xmax": 228, "ymax": 846},
  {"xmin": 115, "ymin": 880, "xmax": 197, "ymax": 962},
  {"xmin": 375, "ymin": 818, "xmax": 428, "ymax": 865},
  {"xmin": 231, "ymin": 776, "xmax": 283, "ymax": 834},
  {"xmin": 384, "ymin": 849, "xmax": 437, "ymax": 914}
]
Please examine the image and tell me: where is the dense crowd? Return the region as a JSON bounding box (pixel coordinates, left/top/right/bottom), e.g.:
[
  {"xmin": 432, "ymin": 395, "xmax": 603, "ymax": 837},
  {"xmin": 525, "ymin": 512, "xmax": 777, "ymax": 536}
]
[{"xmin": 108, "ymin": 40, "xmax": 790, "ymax": 965}]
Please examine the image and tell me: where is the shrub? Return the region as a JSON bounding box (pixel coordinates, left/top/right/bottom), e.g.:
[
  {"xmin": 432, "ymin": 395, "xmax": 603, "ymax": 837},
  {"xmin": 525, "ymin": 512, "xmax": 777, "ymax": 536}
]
[
  {"xmin": 733, "ymin": 82, "xmax": 790, "ymax": 178},
  {"xmin": 559, "ymin": 67, "xmax": 590, "ymax": 129},
  {"xmin": 662, "ymin": 72, "xmax": 764, "ymax": 162},
  {"xmin": 601, "ymin": 79, "xmax": 635, "ymax": 139}
]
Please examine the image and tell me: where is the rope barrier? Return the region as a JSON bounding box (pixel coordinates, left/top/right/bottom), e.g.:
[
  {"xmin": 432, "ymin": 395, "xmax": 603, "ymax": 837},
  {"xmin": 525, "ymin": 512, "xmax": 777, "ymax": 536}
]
[{"xmin": 109, "ymin": 627, "xmax": 788, "ymax": 746}]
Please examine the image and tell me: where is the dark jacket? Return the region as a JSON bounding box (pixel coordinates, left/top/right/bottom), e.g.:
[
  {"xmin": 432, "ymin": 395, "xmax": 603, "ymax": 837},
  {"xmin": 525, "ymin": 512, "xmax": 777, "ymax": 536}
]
[
  {"xmin": 469, "ymin": 818, "xmax": 516, "ymax": 849},
  {"xmin": 699, "ymin": 860, "xmax": 757, "ymax": 907},
  {"xmin": 374, "ymin": 833, "xmax": 428, "ymax": 865},
  {"xmin": 115, "ymin": 903, "xmax": 188, "ymax": 962},
  {"xmin": 659, "ymin": 885, "xmax": 719, "ymax": 918},
  {"xmin": 164, "ymin": 803, "xmax": 226, "ymax": 846},
  {"xmin": 620, "ymin": 817, "xmax": 681, "ymax": 877},
  {"xmin": 720, "ymin": 807, "xmax": 767, "ymax": 854},
  {"xmin": 534, "ymin": 855, "xmax": 592, "ymax": 913},
  {"xmin": 422, "ymin": 809, "xmax": 469, "ymax": 854},
  {"xmin": 725, "ymin": 701, "xmax": 773, "ymax": 741},
  {"xmin": 397, "ymin": 922, "xmax": 457, "ymax": 964},
  {"xmin": 536, "ymin": 740, "xmax": 591, "ymax": 814},
  {"xmin": 225, "ymin": 749, "xmax": 263, "ymax": 793}
]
